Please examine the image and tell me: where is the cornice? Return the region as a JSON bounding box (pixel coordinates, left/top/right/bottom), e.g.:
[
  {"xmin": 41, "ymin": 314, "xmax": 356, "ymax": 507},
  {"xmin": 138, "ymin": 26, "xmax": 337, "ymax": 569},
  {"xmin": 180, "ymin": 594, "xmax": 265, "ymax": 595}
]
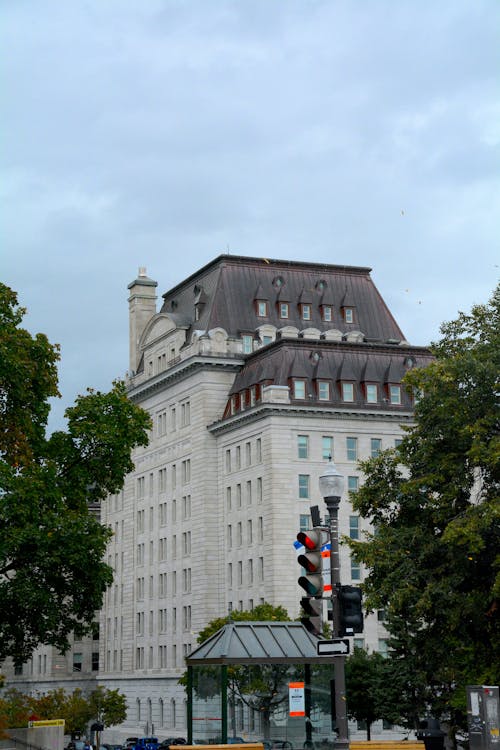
[{"xmin": 207, "ymin": 402, "xmax": 415, "ymax": 435}]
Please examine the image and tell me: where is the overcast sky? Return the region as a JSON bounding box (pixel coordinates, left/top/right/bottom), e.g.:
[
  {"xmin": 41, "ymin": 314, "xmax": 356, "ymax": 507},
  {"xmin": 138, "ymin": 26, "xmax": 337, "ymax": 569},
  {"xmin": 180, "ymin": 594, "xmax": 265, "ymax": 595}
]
[{"xmin": 2, "ymin": 0, "xmax": 499, "ymax": 432}]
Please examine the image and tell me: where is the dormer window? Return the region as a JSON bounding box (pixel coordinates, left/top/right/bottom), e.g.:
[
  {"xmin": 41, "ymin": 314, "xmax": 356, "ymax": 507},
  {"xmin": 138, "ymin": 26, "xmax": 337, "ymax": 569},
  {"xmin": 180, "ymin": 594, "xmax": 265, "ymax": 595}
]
[
  {"xmin": 389, "ymin": 384, "xmax": 401, "ymax": 405},
  {"xmin": 301, "ymin": 304, "xmax": 312, "ymax": 321},
  {"xmin": 322, "ymin": 305, "xmax": 333, "ymax": 322},
  {"xmin": 242, "ymin": 335, "xmax": 253, "ymax": 354},
  {"xmin": 344, "ymin": 307, "xmax": 354, "ymax": 323},
  {"xmin": 256, "ymin": 300, "xmax": 268, "ymax": 317},
  {"xmin": 317, "ymin": 380, "xmax": 331, "ymax": 400},
  {"xmin": 341, "ymin": 382, "xmax": 355, "ymax": 402},
  {"xmin": 365, "ymin": 384, "xmax": 378, "ymax": 403},
  {"xmin": 279, "ymin": 302, "xmax": 289, "ymax": 319},
  {"xmin": 293, "ymin": 379, "xmax": 306, "ymax": 399}
]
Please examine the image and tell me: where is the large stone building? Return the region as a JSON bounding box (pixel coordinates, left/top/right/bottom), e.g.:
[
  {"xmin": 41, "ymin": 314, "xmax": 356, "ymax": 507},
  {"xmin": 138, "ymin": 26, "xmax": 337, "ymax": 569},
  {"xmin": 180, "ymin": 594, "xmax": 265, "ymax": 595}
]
[{"xmin": 3, "ymin": 254, "xmax": 431, "ymax": 743}]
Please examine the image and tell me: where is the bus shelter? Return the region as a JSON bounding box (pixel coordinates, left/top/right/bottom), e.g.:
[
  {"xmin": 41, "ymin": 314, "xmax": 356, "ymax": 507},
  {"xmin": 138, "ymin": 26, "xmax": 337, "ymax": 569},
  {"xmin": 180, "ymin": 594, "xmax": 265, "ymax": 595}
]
[{"xmin": 185, "ymin": 621, "xmax": 336, "ymax": 749}]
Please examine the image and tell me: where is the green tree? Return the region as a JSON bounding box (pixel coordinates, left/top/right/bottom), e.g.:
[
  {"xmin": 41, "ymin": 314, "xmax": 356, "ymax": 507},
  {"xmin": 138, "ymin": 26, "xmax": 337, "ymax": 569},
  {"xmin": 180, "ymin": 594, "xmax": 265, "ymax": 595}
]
[
  {"xmin": 33, "ymin": 687, "xmax": 92, "ymax": 734},
  {"xmin": 345, "ymin": 647, "xmax": 387, "ymax": 740},
  {"xmin": 0, "ymin": 284, "xmax": 151, "ymax": 663},
  {"xmin": 87, "ymin": 686, "xmax": 127, "ymax": 728},
  {"xmin": 347, "ymin": 285, "xmax": 500, "ymax": 731}
]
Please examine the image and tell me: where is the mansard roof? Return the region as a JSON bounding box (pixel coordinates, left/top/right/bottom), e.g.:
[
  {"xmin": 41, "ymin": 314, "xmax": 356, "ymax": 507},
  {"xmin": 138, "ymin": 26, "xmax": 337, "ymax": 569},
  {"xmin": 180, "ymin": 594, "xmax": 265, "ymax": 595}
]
[
  {"xmin": 159, "ymin": 254, "xmax": 406, "ymax": 345},
  {"xmin": 227, "ymin": 338, "xmax": 432, "ymax": 412}
]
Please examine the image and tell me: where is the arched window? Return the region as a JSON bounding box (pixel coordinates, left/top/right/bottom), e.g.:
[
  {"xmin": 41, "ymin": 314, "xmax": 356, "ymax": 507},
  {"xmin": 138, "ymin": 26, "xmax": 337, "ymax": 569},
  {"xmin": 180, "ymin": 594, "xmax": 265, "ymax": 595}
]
[
  {"xmin": 171, "ymin": 698, "xmax": 176, "ymax": 728},
  {"xmin": 136, "ymin": 698, "xmax": 141, "ymax": 722},
  {"xmin": 159, "ymin": 698, "xmax": 164, "ymax": 727}
]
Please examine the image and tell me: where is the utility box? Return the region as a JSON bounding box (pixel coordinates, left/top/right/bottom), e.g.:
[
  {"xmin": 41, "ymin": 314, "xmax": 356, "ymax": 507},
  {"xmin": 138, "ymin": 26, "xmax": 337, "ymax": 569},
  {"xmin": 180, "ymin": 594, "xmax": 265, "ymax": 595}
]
[{"xmin": 467, "ymin": 685, "xmax": 500, "ymax": 750}]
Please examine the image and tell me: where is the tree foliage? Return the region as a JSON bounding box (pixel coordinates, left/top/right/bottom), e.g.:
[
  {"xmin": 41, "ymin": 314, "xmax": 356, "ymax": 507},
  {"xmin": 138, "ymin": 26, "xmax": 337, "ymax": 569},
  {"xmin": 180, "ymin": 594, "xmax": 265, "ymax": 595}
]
[
  {"xmin": 347, "ymin": 285, "xmax": 500, "ymax": 728},
  {"xmin": 0, "ymin": 686, "xmax": 127, "ymax": 737},
  {"xmin": 345, "ymin": 648, "xmax": 387, "ymax": 740},
  {"xmin": 0, "ymin": 284, "xmax": 151, "ymax": 663}
]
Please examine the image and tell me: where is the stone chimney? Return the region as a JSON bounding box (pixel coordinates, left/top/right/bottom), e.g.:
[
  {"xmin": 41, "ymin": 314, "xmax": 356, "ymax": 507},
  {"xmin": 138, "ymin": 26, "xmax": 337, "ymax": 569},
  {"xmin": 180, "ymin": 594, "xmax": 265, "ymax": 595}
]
[{"xmin": 128, "ymin": 267, "xmax": 158, "ymax": 374}]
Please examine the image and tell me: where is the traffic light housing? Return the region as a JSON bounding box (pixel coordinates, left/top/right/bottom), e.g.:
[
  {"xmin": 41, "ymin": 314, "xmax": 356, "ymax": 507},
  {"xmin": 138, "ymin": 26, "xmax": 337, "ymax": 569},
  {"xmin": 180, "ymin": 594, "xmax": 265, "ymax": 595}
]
[
  {"xmin": 300, "ymin": 596, "xmax": 322, "ymax": 637},
  {"xmin": 297, "ymin": 529, "xmax": 324, "ymax": 597},
  {"xmin": 339, "ymin": 585, "xmax": 363, "ymax": 636}
]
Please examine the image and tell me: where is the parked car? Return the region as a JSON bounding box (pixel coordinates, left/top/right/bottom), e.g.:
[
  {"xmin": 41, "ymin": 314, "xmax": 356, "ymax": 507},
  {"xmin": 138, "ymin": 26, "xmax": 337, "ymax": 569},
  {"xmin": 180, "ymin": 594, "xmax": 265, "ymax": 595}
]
[
  {"xmin": 123, "ymin": 740, "xmax": 139, "ymax": 749},
  {"xmin": 66, "ymin": 742, "xmax": 86, "ymax": 750},
  {"xmin": 227, "ymin": 739, "xmax": 246, "ymax": 745},
  {"xmin": 159, "ymin": 739, "xmax": 186, "ymax": 748}
]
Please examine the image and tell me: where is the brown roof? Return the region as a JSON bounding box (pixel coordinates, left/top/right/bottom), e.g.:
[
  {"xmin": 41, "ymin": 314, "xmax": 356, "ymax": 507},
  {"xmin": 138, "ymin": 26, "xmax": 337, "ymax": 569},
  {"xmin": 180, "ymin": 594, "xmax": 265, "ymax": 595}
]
[{"xmin": 159, "ymin": 254, "xmax": 406, "ymax": 344}]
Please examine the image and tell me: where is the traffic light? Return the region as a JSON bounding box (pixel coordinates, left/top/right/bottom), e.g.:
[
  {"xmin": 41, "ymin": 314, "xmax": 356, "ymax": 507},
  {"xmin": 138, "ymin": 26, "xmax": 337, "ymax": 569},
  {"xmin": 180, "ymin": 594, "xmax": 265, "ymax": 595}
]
[
  {"xmin": 339, "ymin": 585, "xmax": 363, "ymax": 636},
  {"xmin": 300, "ymin": 597, "xmax": 322, "ymax": 636},
  {"xmin": 297, "ymin": 529, "xmax": 324, "ymax": 597}
]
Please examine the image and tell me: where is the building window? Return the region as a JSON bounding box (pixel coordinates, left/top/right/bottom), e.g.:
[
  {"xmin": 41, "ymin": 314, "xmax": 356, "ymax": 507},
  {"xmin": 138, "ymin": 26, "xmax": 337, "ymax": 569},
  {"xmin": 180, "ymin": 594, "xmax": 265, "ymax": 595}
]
[
  {"xmin": 242, "ymin": 335, "xmax": 253, "ymax": 354},
  {"xmin": 351, "ymin": 559, "xmax": 361, "ymax": 580},
  {"xmin": 322, "ymin": 305, "xmax": 333, "ymax": 322},
  {"xmin": 389, "ymin": 384, "xmax": 402, "ymax": 404},
  {"xmin": 395, "ymin": 438, "xmax": 403, "ymax": 448},
  {"xmin": 299, "ymin": 514, "xmax": 310, "ymax": 533},
  {"xmin": 366, "ymin": 384, "xmax": 378, "ymax": 403},
  {"xmin": 344, "ymin": 307, "xmax": 354, "ymax": 323},
  {"xmin": 226, "ymin": 487, "xmax": 232, "ymax": 511},
  {"xmin": 257, "ymin": 300, "xmax": 268, "ymax": 317},
  {"xmin": 349, "ymin": 516, "xmax": 360, "ymax": 540},
  {"xmin": 301, "ymin": 304, "xmax": 312, "ymax": 320},
  {"xmin": 225, "ymin": 449, "xmax": 231, "ymax": 473},
  {"xmin": 236, "ymin": 484, "xmax": 242, "ymax": 508},
  {"xmin": 298, "ymin": 474, "xmax": 310, "ymax": 499},
  {"xmin": 293, "ymin": 379, "xmax": 306, "ymax": 399},
  {"xmin": 279, "ymin": 303, "xmax": 289, "ymax": 319},
  {"xmin": 346, "ymin": 437, "xmax": 358, "ymax": 461},
  {"xmin": 72, "ymin": 652, "xmax": 83, "ymax": 672},
  {"xmin": 256, "ymin": 438, "xmax": 262, "ymax": 462},
  {"xmin": 247, "ymin": 519, "xmax": 253, "ymax": 544},
  {"xmin": 318, "ymin": 380, "xmax": 331, "ymax": 400},
  {"xmin": 235, "ymin": 446, "xmax": 241, "ymax": 469},
  {"xmin": 322, "ymin": 436, "xmax": 333, "ymax": 460},
  {"xmin": 297, "ymin": 435, "xmax": 309, "ymax": 459},
  {"xmin": 342, "ymin": 382, "xmax": 354, "ymax": 402},
  {"xmin": 348, "ymin": 476, "xmax": 359, "ymax": 494},
  {"xmin": 371, "ymin": 438, "xmax": 382, "ymax": 458},
  {"xmin": 246, "ymin": 480, "xmax": 252, "ymax": 505}
]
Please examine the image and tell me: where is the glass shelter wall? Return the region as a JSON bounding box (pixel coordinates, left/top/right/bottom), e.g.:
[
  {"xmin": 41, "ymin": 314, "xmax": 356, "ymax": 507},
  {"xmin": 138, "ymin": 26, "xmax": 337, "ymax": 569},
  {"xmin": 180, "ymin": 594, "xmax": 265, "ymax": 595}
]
[{"xmin": 191, "ymin": 663, "xmax": 336, "ymax": 750}]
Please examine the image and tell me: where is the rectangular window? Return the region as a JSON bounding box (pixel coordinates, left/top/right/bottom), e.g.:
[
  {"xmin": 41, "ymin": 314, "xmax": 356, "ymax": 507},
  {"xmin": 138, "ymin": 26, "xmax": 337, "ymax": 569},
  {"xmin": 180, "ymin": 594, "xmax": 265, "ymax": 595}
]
[
  {"xmin": 228, "ymin": 562, "xmax": 233, "ymax": 587},
  {"xmin": 235, "ymin": 446, "xmax": 241, "ymax": 469},
  {"xmin": 299, "ymin": 514, "xmax": 310, "ymax": 533},
  {"xmin": 346, "ymin": 437, "xmax": 358, "ymax": 461},
  {"xmin": 394, "ymin": 438, "xmax": 403, "ymax": 448},
  {"xmin": 238, "ymin": 561, "xmax": 243, "ymax": 585},
  {"xmin": 226, "ymin": 487, "xmax": 232, "ymax": 510},
  {"xmin": 257, "ymin": 477, "xmax": 263, "ymax": 503},
  {"xmin": 92, "ymin": 652, "xmax": 99, "ymax": 671},
  {"xmin": 371, "ymin": 438, "xmax": 382, "ymax": 458},
  {"xmin": 302, "ymin": 304, "xmax": 311, "ymax": 320},
  {"xmin": 322, "ymin": 305, "xmax": 333, "ymax": 322},
  {"xmin": 293, "ymin": 379, "xmax": 306, "ymax": 399},
  {"xmin": 318, "ymin": 380, "xmax": 330, "ymax": 400},
  {"xmin": 298, "ymin": 474, "xmax": 310, "ymax": 499},
  {"xmin": 279, "ymin": 302, "xmax": 289, "ymax": 319},
  {"xmin": 322, "ymin": 436, "xmax": 333, "ymax": 460},
  {"xmin": 225, "ymin": 449, "xmax": 231, "ymax": 473},
  {"xmin": 227, "ymin": 525, "xmax": 232, "ymax": 549},
  {"xmin": 257, "ymin": 300, "xmax": 267, "ymax": 317},
  {"xmin": 237, "ymin": 521, "xmax": 243, "ymax": 546},
  {"xmin": 348, "ymin": 476, "xmax": 359, "ymax": 493},
  {"xmin": 181, "ymin": 459, "xmax": 191, "ymax": 484},
  {"xmin": 297, "ymin": 434, "xmax": 309, "ymax": 459},
  {"xmin": 256, "ymin": 438, "xmax": 262, "ymax": 462},
  {"xmin": 366, "ymin": 384, "xmax": 378, "ymax": 403},
  {"xmin": 180, "ymin": 401, "xmax": 190, "ymax": 426},
  {"xmin": 236, "ymin": 484, "xmax": 242, "ymax": 508},
  {"xmin": 344, "ymin": 308, "xmax": 354, "ymax": 323},
  {"xmin": 247, "ymin": 519, "xmax": 253, "ymax": 544},
  {"xmin": 248, "ymin": 558, "xmax": 254, "ymax": 583},
  {"xmin": 245, "ymin": 442, "xmax": 251, "ymax": 466},
  {"xmin": 136, "ymin": 476, "xmax": 145, "ymax": 498},
  {"xmin": 246, "ymin": 480, "xmax": 252, "ymax": 505},
  {"xmin": 242, "ymin": 335, "xmax": 253, "ymax": 354},
  {"xmin": 73, "ymin": 653, "xmax": 83, "ymax": 672},
  {"xmin": 342, "ymin": 382, "xmax": 354, "ymax": 402},
  {"xmin": 258, "ymin": 516, "xmax": 264, "ymax": 541},
  {"xmin": 351, "ymin": 559, "xmax": 361, "ymax": 580},
  {"xmin": 349, "ymin": 516, "xmax": 360, "ymax": 540},
  {"xmin": 389, "ymin": 384, "xmax": 402, "ymax": 404}
]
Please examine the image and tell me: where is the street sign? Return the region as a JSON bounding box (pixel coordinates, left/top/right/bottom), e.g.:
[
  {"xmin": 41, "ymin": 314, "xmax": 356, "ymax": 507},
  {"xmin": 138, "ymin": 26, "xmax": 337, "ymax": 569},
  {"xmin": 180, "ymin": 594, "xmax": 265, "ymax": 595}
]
[{"xmin": 317, "ymin": 638, "xmax": 350, "ymax": 656}]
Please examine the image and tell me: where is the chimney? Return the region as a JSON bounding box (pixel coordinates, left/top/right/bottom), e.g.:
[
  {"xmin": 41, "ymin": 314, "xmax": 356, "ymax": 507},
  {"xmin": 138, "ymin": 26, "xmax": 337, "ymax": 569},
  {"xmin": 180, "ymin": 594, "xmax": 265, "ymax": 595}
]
[{"xmin": 128, "ymin": 267, "xmax": 158, "ymax": 374}]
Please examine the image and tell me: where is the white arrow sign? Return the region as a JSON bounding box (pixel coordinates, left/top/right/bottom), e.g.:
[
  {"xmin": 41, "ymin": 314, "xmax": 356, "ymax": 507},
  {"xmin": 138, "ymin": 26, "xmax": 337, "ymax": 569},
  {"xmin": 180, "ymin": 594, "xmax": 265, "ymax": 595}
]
[{"xmin": 317, "ymin": 639, "xmax": 350, "ymax": 656}]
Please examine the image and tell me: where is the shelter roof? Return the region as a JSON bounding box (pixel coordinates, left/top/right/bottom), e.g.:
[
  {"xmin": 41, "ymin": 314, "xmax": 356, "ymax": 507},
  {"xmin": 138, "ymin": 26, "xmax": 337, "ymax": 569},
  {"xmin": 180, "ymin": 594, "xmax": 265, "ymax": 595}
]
[{"xmin": 186, "ymin": 621, "xmax": 330, "ymax": 665}]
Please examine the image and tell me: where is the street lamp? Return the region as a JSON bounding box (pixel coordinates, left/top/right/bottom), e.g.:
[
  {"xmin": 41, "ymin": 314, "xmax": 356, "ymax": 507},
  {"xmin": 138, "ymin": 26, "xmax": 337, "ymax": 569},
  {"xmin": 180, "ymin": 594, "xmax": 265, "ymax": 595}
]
[{"xmin": 319, "ymin": 460, "xmax": 349, "ymax": 750}]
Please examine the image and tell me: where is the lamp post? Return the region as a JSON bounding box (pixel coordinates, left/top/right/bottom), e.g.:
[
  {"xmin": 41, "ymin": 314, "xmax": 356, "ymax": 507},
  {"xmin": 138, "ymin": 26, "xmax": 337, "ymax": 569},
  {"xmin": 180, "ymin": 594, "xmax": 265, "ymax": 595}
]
[{"xmin": 319, "ymin": 460, "xmax": 349, "ymax": 750}]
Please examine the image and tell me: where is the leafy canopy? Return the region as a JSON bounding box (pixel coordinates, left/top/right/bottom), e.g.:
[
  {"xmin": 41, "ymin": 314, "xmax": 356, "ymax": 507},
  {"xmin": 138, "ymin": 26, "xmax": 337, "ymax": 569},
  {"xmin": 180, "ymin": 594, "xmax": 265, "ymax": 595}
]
[
  {"xmin": 0, "ymin": 283, "xmax": 151, "ymax": 663},
  {"xmin": 348, "ymin": 284, "xmax": 500, "ymax": 728}
]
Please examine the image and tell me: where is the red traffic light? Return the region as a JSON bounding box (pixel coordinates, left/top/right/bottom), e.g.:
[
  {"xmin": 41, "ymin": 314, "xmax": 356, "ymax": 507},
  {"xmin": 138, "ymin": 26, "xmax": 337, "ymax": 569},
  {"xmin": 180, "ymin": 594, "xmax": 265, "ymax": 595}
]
[{"xmin": 297, "ymin": 529, "xmax": 322, "ymax": 550}]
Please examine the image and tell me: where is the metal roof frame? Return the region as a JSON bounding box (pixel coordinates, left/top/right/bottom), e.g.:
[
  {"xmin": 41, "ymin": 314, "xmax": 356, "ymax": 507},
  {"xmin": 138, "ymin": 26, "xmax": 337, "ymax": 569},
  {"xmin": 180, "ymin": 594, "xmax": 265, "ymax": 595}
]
[{"xmin": 186, "ymin": 621, "xmax": 331, "ymax": 665}]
